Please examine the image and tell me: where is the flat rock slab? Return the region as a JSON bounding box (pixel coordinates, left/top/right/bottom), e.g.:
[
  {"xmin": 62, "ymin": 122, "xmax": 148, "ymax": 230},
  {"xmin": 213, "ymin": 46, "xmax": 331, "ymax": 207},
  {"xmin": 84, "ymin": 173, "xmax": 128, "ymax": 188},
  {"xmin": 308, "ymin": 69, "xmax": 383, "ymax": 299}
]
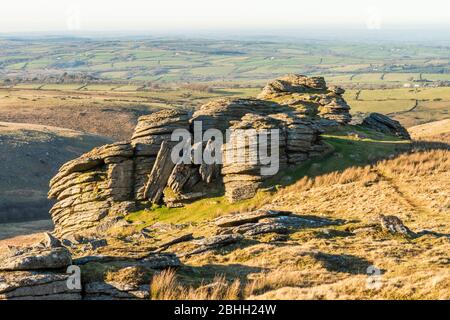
[
  {"xmin": 214, "ymin": 210, "xmax": 292, "ymax": 228},
  {"xmin": 137, "ymin": 253, "xmax": 181, "ymax": 269},
  {"xmin": 84, "ymin": 282, "xmax": 149, "ymax": 300},
  {"xmin": 0, "ymin": 233, "xmax": 72, "ymax": 271},
  {"xmin": 0, "ymin": 271, "xmax": 81, "ymax": 300},
  {"xmin": 259, "ymin": 215, "xmax": 344, "ymax": 228},
  {"xmin": 218, "ymin": 222, "xmax": 289, "ymax": 236},
  {"xmin": 73, "ymin": 252, "xmax": 181, "ymax": 270}
]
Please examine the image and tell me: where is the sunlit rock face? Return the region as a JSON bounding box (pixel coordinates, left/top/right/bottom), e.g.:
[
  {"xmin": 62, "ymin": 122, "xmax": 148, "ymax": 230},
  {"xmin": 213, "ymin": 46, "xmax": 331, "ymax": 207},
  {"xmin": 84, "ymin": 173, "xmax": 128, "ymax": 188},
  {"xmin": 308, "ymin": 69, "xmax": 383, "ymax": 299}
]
[{"xmin": 48, "ymin": 75, "xmax": 349, "ymax": 237}]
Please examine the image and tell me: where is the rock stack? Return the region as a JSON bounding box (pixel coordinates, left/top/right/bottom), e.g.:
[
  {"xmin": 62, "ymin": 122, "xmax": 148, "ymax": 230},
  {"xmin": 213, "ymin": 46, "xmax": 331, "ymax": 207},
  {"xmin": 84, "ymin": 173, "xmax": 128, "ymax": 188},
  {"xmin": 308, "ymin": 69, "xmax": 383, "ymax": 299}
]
[
  {"xmin": 221, "ymin": 113, "xmax": 325, "ymax": 202},
  {"xmin": 48, "ymin": 142, "xmax": 136, "ymax": 237},
  {"xmin": 48, "ymin": 74, "xmax": 351, "ymax": 237},
  {"xmin": 221, "ymin": 114, "xmax": 285, "ymax": 202},
  {"xmin": 258, "ymin": 74, "xmax": 351, "ymax": 124},
  {"xmin": 258, "ymin": 74, "xmax": 327, "ymax": 97}
]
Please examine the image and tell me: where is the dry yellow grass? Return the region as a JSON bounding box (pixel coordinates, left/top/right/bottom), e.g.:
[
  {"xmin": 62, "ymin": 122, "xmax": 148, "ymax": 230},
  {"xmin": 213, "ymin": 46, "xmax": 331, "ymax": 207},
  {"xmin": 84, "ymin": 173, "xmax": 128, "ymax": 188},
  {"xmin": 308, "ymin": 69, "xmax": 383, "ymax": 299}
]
[
  {"xmin": 150, "ymin": 269, "xmax": 241, "ymax": 300},
  {"xmin": 57, "ymin": 121, "xmax": 450, "ymax": 300},
  {"xmin": 165, "ymin": 128, "xmax": 450, "ymax": 300}
]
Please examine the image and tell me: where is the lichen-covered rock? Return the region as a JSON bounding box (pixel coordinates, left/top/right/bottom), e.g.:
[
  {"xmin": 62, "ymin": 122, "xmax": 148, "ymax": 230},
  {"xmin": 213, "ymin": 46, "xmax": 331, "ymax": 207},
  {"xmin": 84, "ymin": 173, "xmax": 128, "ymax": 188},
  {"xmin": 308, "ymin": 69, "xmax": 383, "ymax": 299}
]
[
  {"xmin": 362, "ymin": 113, "xmax": 411, "ymax": 140},
  {"xmin": 0, "ymin": 233, "xmax": 72, "ymax": 271},
  {"xmin": 258, "ymin": 74, "xmax": 351, "ymax": 124},
  {"xmin": 379, "ymin": 214, "xmax": 415, "ymax": 236}
]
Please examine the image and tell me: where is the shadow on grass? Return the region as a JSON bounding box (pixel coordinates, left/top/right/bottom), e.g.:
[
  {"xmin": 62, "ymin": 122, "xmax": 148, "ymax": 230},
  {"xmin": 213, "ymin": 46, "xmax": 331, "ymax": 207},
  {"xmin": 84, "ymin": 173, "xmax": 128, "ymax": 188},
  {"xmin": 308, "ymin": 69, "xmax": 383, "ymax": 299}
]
[
  {"xmin": 313, "ymin": 252, "xmax": 377, "ymax": 275},
  {"xmin": 177, "ymin": 263, "xmax": 265, "ymax": 285},
  {"xmin": 268, "ymin": 126, "xmax": 450, "ymax": 190}
]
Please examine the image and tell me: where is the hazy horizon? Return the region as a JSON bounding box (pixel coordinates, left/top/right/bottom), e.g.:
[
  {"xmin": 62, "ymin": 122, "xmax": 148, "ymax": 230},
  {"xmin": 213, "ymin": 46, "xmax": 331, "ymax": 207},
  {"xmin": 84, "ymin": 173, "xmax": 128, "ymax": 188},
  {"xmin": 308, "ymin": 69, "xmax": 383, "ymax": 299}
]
[
  {"xmin": 1, "ymin": 0, "xmax": 449, "ymax": 37},
  {"xmin": 1, "ymin": 25, "xmax": 450, "ymax": 44}
]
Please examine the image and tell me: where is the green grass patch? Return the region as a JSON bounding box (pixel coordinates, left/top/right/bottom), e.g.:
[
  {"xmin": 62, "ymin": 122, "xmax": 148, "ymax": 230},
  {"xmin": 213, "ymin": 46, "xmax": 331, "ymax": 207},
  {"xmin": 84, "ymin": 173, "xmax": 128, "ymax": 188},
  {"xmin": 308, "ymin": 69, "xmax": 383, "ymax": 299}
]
[
  {"xmin": 348, "ymin": 99, "xmax": 415, "ymax": 114},
  {"xmin": 126, "ymin": 191, "xmax": 272, "ymax": 226},
  {"xmin": 273, "ymin": 125, "xmax": 410, "ymax": 185}
]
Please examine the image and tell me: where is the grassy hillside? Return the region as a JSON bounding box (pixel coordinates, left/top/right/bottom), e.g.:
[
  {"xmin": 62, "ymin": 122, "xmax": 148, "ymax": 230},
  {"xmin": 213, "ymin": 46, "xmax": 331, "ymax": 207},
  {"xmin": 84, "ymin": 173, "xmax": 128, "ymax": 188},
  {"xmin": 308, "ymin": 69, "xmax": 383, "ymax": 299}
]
[
  {"xmin": 0, "ymin": 122, "xmax": 112, "ymax": 223},
  {"xmin": 116, "ymin": 124, "xmax": 449, "ymax": 300},
  {"xmin": 126, "ymin": 125, "xmax": 411, "ymax": 226}
]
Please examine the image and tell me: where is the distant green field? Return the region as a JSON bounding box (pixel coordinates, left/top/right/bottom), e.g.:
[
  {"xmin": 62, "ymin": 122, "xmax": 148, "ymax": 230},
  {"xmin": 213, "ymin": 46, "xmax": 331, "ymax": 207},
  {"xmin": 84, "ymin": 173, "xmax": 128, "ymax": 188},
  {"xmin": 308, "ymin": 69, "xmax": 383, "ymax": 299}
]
[
  {"xmin": 358, "ymin": 87, "xmax": 450, "ymax": 101},
  {"xmin": 12, "ymin": 83, "xmax": 42, "ymax": 89},
  {"xmin": 1, "ymin": 37, "xmax": 448, "ymax": 84},
  {"xmin": 348, "ymin": 100, "xmax": 415, "ymax": 114},
  {"xmin": 84, "ymin": 84, "xmax": 120, "ymax": 91},
  {"xmin": 41, "ymin": 84, "xmax": 84, "ymax": 90}
]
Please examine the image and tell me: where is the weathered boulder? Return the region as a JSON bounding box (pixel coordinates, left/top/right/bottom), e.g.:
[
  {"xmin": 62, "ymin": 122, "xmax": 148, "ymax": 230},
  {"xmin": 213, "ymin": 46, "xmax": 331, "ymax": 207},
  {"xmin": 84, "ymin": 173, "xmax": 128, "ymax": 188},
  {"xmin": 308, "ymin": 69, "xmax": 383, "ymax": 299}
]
[
  {"xmin": 0, "ymin": 233, "xmax": 72, "ymax": 271},
  {"xmin": 48, "ymin": 141, "xmax": 136, "ymax": 237},
  {"xmin": 362, "ymin": 113, "xmax": 411, "ymax": 140},
  {"xmin": 0, "ymin": 233, "xmax": 79, "ymax": 300},
  {"xmin": 379, "ymin": 214, "xmax": 415, "ymax": 236},
  {"xmin": 258, "ymin": 74, "xmax": 327, "ymax": 97},
  {"xmin": 0, "ymin": 271, "xmax": 81, "ymax": 300}
]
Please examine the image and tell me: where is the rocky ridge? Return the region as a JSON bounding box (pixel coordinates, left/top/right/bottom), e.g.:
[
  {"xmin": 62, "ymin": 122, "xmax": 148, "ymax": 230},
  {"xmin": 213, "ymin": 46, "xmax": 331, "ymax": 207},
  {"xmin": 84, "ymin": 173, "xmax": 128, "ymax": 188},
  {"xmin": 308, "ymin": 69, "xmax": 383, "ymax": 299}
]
[
  {"xmin": 46, "ymin": 75, "xmax": 410, "ymax": 238},
  {"xmin": 48, "ymin": 75, "xmax": 348, "ymax": 237}
]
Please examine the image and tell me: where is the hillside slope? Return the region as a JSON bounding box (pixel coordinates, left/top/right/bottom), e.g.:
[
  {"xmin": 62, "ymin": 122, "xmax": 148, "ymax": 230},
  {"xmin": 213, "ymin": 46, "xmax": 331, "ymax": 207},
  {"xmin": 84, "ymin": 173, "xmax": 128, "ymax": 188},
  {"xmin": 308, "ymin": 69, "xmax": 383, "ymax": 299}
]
[
  {"xmin": 118, "ymin": 124, "xmax": 449, "ymax": 299},
  {"xmin": 408, "ymin": 118, "xmax": 450, "ymax": 140},
  {"xmin": 0, "ymin": 122, "xmax": 448, "ymax": 300},
  {"xmin": 0, "ymin": 122, "xmax": 112, "ymax": 224}
]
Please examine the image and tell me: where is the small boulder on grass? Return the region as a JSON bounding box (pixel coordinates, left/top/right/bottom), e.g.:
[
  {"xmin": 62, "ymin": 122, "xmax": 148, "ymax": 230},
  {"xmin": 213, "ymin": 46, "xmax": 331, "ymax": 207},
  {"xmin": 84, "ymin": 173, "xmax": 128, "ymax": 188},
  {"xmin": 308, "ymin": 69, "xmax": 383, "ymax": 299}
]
[{"xmin": 378, "ymin": 214, "xmax": 415, "ymax": 237}]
